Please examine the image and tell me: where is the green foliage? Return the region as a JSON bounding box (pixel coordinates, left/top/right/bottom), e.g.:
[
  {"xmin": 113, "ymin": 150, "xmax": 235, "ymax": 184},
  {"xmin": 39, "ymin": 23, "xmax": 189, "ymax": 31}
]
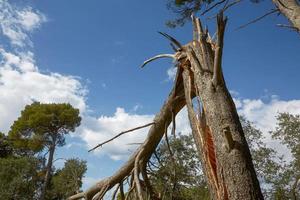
[
  {"xmin": 47, "ymin": 158, "xmax": 87, "ymax": 200},
  {"xmin": 150, "ymin": 115, "xmax": 298, "ymax": 199},
  {"xmin": 166, "ymin": 0, "xmax": 204, "ymax": 28},
  {"xmin": 0, "ymin": 156, "xmax": 42, "ymax": 200},
  {"xmin": 166, "ymin": 0, "xmax": 262, "ymax": 27},
  {"xmin": 271, "ymin": 113, "xmax": 300, "ymax": 199},
  {"xmin": 0, "ymin": 132, "xmax": 13, "ymax": 158},
  {"xmin": 8, "ymin": 102, "xmax": 81, "ymax": 153},
  {"xmin": 150, "ymin": 134, "xmax": 210, "ymax": 200},
  {"xmin": 241, "ymin": 117, "xmax": 282, "ymax": 188}
]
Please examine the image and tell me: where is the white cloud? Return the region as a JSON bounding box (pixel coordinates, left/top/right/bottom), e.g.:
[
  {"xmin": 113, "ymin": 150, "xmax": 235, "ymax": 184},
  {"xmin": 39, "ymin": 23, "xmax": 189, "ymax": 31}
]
[
  {"xmin": 74, "ymin": 94, "xmax": 300, "ymax": 161},
  {"xmin": 235, "ymin": 96, "xmax": 300, "ymax": 133},
  {"xmin": 166, "ymin": 66, "xmax": 177, "ymax": 81},
  {"xmin": 78, "ymin": 108, "xmax": 154, "ymax": 160},
  {"xmin": 75, "ymin": 106, "xmax": 191, "ymax": 160},
  {"xmin": 0, "ymin": 49, "xmax": 87, "ymax": 133},
  {"xmin": 0, "ymin": 0, "xmax": 46, "ymax": 47},
  {"xmin": 235, "ymin": 96, "xmax": 300, "ymax": 161}
]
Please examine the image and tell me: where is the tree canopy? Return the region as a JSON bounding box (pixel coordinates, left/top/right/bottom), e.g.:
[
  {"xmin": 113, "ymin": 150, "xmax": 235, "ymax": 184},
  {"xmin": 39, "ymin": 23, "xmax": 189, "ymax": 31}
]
[
  {"xmin": 9, "ymin": 102, "xmax": 81, "ymax": 153},
  {"xmin": 166, "ymin": 0, "xmax": 300, "ymax": 33}
]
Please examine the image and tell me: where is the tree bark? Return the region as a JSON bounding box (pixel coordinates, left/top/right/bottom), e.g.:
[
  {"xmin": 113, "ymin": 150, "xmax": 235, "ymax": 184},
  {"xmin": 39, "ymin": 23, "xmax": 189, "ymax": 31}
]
[
  {"xmin": 272, "ymin": 0, "xmax": 300, "ymax": 33},
  {"xmin": 39, "ymin": 143, "xmax": 56, "ymax": 200},
  {"xmin": 177, "ymin": 13, "xmax": 263, "ymax": 199}
]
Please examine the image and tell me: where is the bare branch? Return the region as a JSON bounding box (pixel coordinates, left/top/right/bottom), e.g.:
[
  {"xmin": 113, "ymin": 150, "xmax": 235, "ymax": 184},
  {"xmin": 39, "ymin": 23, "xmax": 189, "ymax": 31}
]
[
  {"xmin": 171, "ymin": 110, "xmax": 176, "ymax": 138},
  {"xmin": 67, "ymin": 192, "xmax": 84, "ymax": 200},
  {"xmin": 140, "ymin": 54, "xmax": 175, "ymax": 68},
  {"xmin": 111, "ymin": 184, "xmax": 120, "ymax": 200},
  {"xmin": 236, "ymin": 9, "xmax": 279, "ymax": 30},
  {"xmin": 134, "ymin": 150, "xmax": 144, "ymax": 200},
  {"xmin": 277, "ymin": 23, "xmax": 299, "ymax": 31},
  {"xmin": 89, "ymin": 122, "xmax": 155, "ymax": 152},
  {"xmin": 119, "ymin": 181, "xmax": 125, "ymax": 200},
  {"xmin": 222, "ymin": 0, "xmax": 241, "ymax": 13},
  {"xmin": 141, "ymin": 163, "xmax": 157, "ymax": 199},
  {"xmin": 201, "ymin": 0, "xmax": 226, "ymax": 16},
  {"xmin": 93, "ymin": 185, "xmax": 109, "ymax": 200},
  {"xmin": 170, "ymin": 42, "xmax": 178, "ymax": 52},
  {"xmin": 212, "ymin": 12, "xmax": 227, "ymax": 87},
  {"xmin": 126, "ymin": 142, "xmax": 143, "ymax": 145},
  {"xmin": 125, "ymin": 184, "xmax": 135, "ymax": 200},
  {"xmin": 158, "ymin": 32, "xmax": 182, "ymax": 48},
  {"xmin": 191, "ymin": 14, "xmax": 200, "ymax": 40},
  {"xmin": 164, "ymin": 122, "xmax": 174, "ymax": 158}
]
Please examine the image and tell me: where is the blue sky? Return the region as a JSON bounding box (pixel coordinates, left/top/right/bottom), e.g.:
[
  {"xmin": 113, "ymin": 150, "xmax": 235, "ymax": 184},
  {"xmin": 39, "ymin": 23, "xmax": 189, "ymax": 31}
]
[{"xmin": 0, "ymin": 0, "xmax": 299, "ymax": 195}]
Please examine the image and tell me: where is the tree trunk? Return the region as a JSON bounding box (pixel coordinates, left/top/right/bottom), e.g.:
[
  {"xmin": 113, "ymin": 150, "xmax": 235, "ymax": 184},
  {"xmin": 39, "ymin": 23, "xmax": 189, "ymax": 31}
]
[
  {"xmin": 39, "ymin": 143, "xmax": 56, "ymax": 200},
  {"xmin": 292, "ymin": 176, "xmax": 300, "ymax": 200},
  {"xmin": 178, "ymin": 14, "xmax": 263, "ymax": 199},
  {"xmin": 272, "ymin": 0, "xmax": 300, "ymax": 33}
]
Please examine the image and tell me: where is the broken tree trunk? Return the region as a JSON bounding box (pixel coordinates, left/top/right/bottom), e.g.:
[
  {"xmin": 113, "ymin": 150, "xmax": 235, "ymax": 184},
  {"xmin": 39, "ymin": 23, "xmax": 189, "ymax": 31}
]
[
  {"xmin": 69, "ymin": 12, "xmax": 263, "ymax": 200},
  {"xmin": 178, "ymin": 13, "xmax": 263, "ymax": 199}
]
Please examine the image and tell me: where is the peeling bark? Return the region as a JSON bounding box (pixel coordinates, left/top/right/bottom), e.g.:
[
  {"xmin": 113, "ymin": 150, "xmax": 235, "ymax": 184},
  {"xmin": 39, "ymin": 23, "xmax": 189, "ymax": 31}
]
[{"xmin": 179, "ymin": 13, "xmax": 263, "ymax": 200}]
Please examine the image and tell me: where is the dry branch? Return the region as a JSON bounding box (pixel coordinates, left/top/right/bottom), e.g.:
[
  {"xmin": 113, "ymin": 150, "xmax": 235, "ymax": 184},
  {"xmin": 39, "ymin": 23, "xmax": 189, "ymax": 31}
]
[
  {"xmin": 236, "ymin": 9, "xmax": 279, "ymax": 30},
  {"xmin": 68, "ymin": 67, "xmax": 187, "ymax": 200},
  {"xmin": 141, "ymin": 54, "xmax": 175, "ymax": 68},
  {"xmin": 88, "ymin": 122, "xmax": 155, "ymax": 152}
]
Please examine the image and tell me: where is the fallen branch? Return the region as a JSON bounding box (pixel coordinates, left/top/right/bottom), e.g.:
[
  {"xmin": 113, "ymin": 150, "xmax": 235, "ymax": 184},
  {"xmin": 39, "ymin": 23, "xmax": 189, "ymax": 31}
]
[
  {"xmin": 68, "ymin": 67, "xmax": 187, "ymax": 200},
  {"xmin": 88, "ymin": 122, "xmax": 155, "ymax": 152}
]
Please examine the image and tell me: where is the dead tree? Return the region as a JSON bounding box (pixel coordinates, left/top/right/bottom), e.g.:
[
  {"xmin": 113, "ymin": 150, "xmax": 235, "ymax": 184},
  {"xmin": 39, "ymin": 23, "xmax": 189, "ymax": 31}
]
[{"xmin": 68, "ymin": 12, "xmax": 263, "ymax": 200}]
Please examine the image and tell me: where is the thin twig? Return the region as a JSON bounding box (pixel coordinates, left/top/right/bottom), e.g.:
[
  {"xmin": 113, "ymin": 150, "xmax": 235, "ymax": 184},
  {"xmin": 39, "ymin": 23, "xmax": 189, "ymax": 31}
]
[
  {"xmin": 164, "ymin": 122, "xmax": 174, "ymax": 158},
  {"xmin": 201, "ymin": 0, "xmax": 226, "ymax": 16},
  {"xmin": 222, "ymin": 0, "xmax": 241, "ymax": 13},
  {"xmin": 134, "ymin": 149, "xmax": 144, "ymax": 200},
  {"xmin": 158, "ymin": 32, "xmax": 182, "ymax": 48},
  {"xmin": 171, "ymin": 110, "xmax": 176, "ymax": 138},
  {"xmin": 277, "ymin": 24, "xmax": 299, "ymax": 31},
  {"xmin": 126, "ymin": 143, "xmax": 143, "ymax": 145},
  {"xmin": 236, "ymin": 9, "xmax": 279, "ymax": 30},
  {"xmin": 206, "ymin": 0, "xmax": 241, "ymax": 21},
  {"xmin": 88, "ymin": 122, "xmax": 155, "ymax": 152}
]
